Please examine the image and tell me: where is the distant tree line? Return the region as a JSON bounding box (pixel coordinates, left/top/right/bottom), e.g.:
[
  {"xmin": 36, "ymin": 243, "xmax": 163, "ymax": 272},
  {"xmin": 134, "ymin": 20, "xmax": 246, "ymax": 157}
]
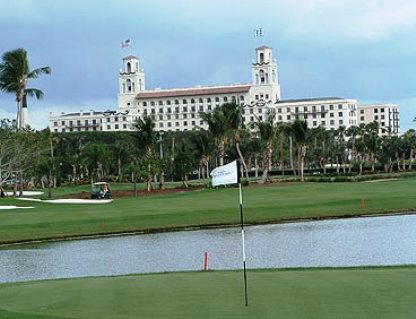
[{"xmin": 0, "ymin": 102, "xmax": 415, "ymax": 194}]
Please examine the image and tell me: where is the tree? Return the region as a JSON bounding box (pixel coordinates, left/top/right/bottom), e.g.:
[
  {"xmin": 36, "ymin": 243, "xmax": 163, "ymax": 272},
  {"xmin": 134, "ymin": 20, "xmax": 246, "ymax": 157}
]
[
  {"xmin": 288, "ymin": 120, "xmax": 311, "ymax": 182},
  {"xmin": 252, "ymin": 109, "xmax": 278, "ymax": 183},
  {"xmin": 189, "ymin": 131, "xmax": 214, "ymax": 186},
  {"xmin": 200, "ymin": 107, "xmax": 230, "ymax": 167},
  {"xmin": 134, "ymin": 116, "xmax": 157, "ymax": 192},
  {"xmin": 219, "ymin": 102, "xmax": 249, "ymax": 178},
  {"xmin": 0, "ymin": 48, "xmax": 51, "ymax": 129}
]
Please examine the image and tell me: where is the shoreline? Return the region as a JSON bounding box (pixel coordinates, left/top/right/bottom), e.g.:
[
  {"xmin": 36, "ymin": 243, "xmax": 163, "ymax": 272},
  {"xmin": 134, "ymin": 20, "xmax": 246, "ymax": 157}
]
[{"xmin": 2, "ymin": 209, "xmax": 415, "ymax": 247}]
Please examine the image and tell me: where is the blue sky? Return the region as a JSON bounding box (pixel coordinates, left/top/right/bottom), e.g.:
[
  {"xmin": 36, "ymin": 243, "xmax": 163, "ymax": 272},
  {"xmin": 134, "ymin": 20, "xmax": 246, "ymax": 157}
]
[{"xmin": 0, "ymin": 0, "xmax": 415, "ymax": 131}]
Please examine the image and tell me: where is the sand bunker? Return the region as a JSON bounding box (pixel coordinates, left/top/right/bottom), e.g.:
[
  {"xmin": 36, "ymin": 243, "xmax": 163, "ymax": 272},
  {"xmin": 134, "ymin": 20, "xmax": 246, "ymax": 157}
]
[
  {"xmin": 0, "ymin": 205, "xmax": 34, "ymax": 210},
  {"xmin": 4, "ymin": 191, "xmax": 44, "ymax": 197},
  {"xmin": 18, "ymin": 198, "xmax": 113, "ymax": 204}
]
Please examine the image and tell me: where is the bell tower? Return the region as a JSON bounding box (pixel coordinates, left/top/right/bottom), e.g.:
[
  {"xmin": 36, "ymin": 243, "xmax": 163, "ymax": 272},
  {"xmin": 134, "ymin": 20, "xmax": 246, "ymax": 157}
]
[
  {"xmin": 118, "ymin": 55, "xmax": 146, "ymax": 110},
  {"xmin": 251, "ymin": 46, "xmax": 281, "ymax": 102}
]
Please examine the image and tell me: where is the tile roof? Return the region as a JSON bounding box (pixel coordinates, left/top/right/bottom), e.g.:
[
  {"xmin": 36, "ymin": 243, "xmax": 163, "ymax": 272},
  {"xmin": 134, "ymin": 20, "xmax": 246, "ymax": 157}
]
[
  {"xmin": 123, "ymin": 55, "xmax": 139, "ymax": 60},
  {"xmin": 136, "ymin": 85, "xmax": 251, "ymax": 99}
]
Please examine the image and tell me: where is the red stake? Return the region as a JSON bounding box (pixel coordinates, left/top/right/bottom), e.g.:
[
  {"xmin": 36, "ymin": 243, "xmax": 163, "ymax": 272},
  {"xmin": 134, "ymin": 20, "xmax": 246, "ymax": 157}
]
[{"xmin": 203, "ymin": 251, "xmax": 209, "ymax": 271}]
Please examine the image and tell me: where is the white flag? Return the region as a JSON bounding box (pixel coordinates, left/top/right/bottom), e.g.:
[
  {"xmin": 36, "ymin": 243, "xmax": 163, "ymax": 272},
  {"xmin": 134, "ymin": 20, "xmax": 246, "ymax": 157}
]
[{"xmin": 210, "ymin": 161, "xmax": 238, "ymax": 187}]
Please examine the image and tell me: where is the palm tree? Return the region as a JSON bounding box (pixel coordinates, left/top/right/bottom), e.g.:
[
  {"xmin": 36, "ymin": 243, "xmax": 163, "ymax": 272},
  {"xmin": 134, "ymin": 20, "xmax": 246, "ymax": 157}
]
[
  {"xmin": 288, "ymin": 120, "xmax": 310, "ymax": 182},
  {"xmin": 189, "ymin": 131, "xmax": 214, "ymax": 186},
  {"xmin": 252, "ymin": 109, "xmax": 278, "ymax": 183},
  {"xmin": 0, "ymin": 48, "xmax": 51, "ymax": 129},
  {"xmin": 346, "ymin": 125, "xmax": 360, "ymax": 173},
  {"xmin": 200, "ymin": 108, "xmax": 230, "ymax": 167},
  {"xmin": 134, "ymin": 116, "xmax": 156, "ymax": 192},
  {"xmin": 219, "ymin": 102, "xmax": 249, "ymax": 178}
]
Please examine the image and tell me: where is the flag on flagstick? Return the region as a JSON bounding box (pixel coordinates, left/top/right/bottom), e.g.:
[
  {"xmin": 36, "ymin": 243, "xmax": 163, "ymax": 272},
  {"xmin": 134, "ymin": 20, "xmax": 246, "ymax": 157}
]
[
  {"xmin": 210, "ymin": 160, "xmax": 249, "ymax": 306},
  {"xmin": 120, "ymin": 39, "xmax": 131, "ymax": 48},
  {"xmin": 210, "ymin": 161, "xmax": 238, "ymax": 187}
]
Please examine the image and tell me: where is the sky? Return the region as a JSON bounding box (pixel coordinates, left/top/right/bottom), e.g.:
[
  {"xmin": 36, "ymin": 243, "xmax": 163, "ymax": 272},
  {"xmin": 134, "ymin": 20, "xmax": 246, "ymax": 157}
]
[{"xmin": 0, "ymin": 0, "xmax": 415, "ymax": 131}]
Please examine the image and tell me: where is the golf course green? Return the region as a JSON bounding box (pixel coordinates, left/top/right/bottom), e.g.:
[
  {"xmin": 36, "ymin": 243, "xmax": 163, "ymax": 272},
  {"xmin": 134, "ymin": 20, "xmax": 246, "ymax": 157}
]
[
  {"xmin": 0, "ymin": 267, "xmax": 415, "ymax": 319},
  {"xmin": 1, "ymin": 178, "xmax": 416, "ymax": 244}
]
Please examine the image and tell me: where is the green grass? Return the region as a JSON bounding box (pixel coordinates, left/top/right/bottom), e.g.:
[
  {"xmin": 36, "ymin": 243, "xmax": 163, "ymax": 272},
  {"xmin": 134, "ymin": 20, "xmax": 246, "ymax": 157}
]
[
  {"xmin": 1, "ymin": 178, "xmax": 416, "ymax": 244},
  {"xmin": 0, "ymin": 267, "xmax": 415, "ymax": 318}
]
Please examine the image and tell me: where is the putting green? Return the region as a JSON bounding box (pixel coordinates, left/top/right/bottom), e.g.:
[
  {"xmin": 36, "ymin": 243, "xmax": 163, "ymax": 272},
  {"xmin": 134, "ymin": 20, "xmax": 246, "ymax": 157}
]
[{"xmin": 0, "ymin": 267, "xmax": 415, "ymax": 319}]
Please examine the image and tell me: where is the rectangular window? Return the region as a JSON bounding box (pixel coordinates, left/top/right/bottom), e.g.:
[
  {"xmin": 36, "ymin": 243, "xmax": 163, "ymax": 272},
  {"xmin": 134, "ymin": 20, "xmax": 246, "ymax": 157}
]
[
  {"xmin": 338, "ymin": 112, "xmax": 343, "ymax": 117},
  {"xmin": 329, "ymin": 105, "xmax": 334, "ymax": 110},
  {"xmin": 338, "ymin": 104, "xmax": 343, "ymax": 109},
  {"xmin": 330, "ymin": 113, "xmax": 334, "ymax": 118}
]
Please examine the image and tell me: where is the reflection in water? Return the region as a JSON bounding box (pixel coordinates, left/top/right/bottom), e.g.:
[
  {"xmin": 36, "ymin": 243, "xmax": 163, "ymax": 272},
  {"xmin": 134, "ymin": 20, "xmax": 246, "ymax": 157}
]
[{"xmin": 1, "ymin": 214, "xmax": 416, "ymax": 283}]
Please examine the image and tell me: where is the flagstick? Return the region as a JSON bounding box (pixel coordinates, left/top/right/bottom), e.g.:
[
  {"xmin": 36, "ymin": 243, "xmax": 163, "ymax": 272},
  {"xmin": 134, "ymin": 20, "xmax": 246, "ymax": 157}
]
[{"xmin": 237, "ymin": 161, "xmax": 249, "ymax": 306}]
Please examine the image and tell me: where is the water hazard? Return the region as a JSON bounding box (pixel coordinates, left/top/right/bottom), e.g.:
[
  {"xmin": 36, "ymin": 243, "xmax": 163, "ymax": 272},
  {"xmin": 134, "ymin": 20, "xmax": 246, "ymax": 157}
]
[{"xmin": 1, "ymin": 214, "xmax": 416, "ymax": 283}]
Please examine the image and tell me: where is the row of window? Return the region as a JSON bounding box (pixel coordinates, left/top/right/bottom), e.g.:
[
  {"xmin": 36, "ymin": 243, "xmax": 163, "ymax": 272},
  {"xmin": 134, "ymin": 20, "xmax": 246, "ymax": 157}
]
[
  {"xmin": 54, "ymin": 116, "xmax": 130, "ymax": 127},
  {"xmin": 141, "ymin": 95, "xmax": 246, "ymax": 107},
  {"xmin": 143, "ymin": 105, "xmax": 266, "ymax": 115},
  {"xmin": 278, "ymin": 104, "xmax": 351, "ymax": 114}
]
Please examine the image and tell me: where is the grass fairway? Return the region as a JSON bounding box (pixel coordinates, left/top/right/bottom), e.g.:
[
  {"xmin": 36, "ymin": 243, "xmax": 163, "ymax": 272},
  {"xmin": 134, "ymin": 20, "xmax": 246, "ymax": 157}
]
[
  {"xmin": 0, "ymin": 267, "xmax": 415, "ymax": 319},
  {"xmin": 1, "ymin": 178, "xmax": 416, "ymax": 244}
]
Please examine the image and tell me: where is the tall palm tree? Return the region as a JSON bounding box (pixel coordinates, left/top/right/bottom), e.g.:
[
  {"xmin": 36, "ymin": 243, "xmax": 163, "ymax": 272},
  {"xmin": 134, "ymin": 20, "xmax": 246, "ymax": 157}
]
[
  {"xmin": 288, "ymin": 120, "xmax": 310, "ymax": 182},
  {"xmin": 200, "ymin": 108, "xmax": 230, "ymax": 167},
  {"xmin": 219, "ymin": 102, "xmax": 249, "ymax": 178},
  {"xmin": 189, "ymin": 131, "xmax": 214, "ymax": 186},
  {"xmin": 252, "ymin": 109, "xmax": 278, "ymax": 183},
  {"xmin": 346, "ymin": 125, "xmax": 360, "ymax": 173},
  {"xmin": 134, "ymin": 116, "xmax": 156, "ymax": 192},
  {"xmin": 0, "ymin": 48, "xmax": 51, "ymax": 129}
]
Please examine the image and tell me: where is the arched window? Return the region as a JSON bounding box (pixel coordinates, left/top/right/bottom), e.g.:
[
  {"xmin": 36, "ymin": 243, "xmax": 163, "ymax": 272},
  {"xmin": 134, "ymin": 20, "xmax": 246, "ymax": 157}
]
[
  {"xmin": 259, "ymin": 52, "xmax": 264, "ymax": 63},
  {"xmin": 127, "ymin": 62, "xmax": 132, "ymax": 73},
  {"xmin": 259, "ymin": 70, "xmax": 265, "ymax": 84},
  {"xmin": 126, "ymin": 79, "xmax": 132, "ymax": 92}
]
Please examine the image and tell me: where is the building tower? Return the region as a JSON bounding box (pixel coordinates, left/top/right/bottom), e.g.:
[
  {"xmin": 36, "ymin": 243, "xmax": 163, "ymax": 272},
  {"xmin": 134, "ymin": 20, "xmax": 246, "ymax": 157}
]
[
  {"xmin": 251, "ymin": 46, "xmax": 281, "ymax": 103},
  {"xmin": 118, "ymin": 55, "xmax": 146, "ymax": 110}
]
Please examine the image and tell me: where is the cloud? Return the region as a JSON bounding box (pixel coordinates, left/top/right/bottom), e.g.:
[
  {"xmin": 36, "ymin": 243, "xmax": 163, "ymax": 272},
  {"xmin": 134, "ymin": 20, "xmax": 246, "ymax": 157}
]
[{"xmin": 279, "ymin": 0, "xmax": 416, "ymax": 40}]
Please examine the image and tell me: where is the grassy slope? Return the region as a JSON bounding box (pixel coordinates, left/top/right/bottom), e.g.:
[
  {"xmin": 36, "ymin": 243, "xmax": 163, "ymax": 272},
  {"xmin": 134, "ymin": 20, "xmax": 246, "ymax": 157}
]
[
  {"xmin": 0, "ymin": 267, "xmax": 415, "ymax": 319},
  {"xmin": 1, "ymin": 179, "xmax": 416, "ymax": 244}
]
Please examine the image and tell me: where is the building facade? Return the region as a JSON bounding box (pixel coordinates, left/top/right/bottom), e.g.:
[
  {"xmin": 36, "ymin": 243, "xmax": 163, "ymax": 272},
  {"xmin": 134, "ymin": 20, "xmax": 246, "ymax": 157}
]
[
  {"xmin": 357, "ymin": 104, "xmax": 400, "ymax": 136},
  {"xmin": 48, "ymin": 45, "xmax": 399, "ymax": 135}
]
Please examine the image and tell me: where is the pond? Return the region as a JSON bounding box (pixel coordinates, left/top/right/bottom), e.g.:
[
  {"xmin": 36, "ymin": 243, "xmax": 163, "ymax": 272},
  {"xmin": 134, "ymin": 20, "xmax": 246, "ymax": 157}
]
[{"xmin": 1, "ymin": 213, "xmax": 416, "ymax": 283}]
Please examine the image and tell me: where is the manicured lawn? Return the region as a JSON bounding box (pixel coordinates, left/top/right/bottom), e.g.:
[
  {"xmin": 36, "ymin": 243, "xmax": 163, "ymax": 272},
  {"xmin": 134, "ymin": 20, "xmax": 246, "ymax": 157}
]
[
  {"xmin": 1, "ymin": 178, "xmax": 416, "ymax": 244},
  {"xmin": 0, "ymin": 267, "xmax": 415, "ymax": 318}
]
